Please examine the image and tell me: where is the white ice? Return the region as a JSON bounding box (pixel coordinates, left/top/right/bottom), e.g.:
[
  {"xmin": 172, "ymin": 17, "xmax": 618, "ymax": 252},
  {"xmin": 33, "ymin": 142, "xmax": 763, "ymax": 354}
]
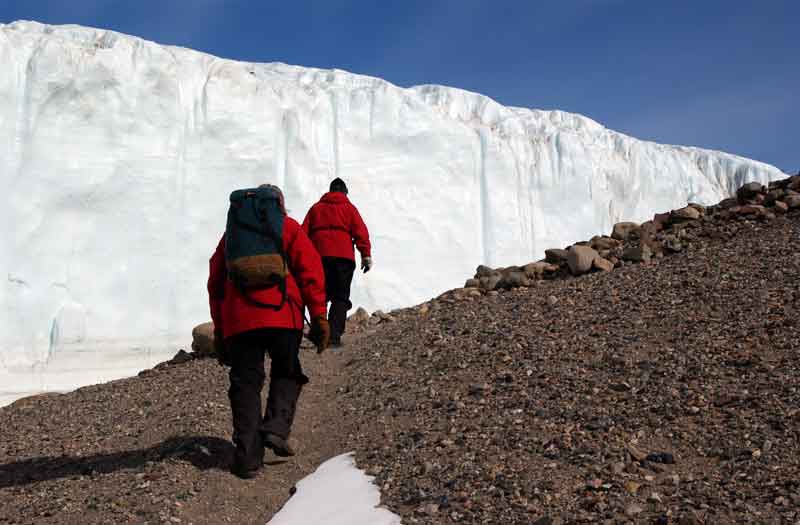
[
  {"xmin": 0, "ymin": 21, "xmax": 785, "ymax": 405},
  {"xmin": 267, "ymin": 453, "xmax": 402, "ymax": 525}
]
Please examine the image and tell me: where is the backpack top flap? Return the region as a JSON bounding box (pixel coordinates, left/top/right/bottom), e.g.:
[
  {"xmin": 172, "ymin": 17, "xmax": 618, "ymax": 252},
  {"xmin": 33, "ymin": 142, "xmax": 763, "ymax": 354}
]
[{"xmin": 225, "ymin": 187, "xmax": 287, "ymax": 288}]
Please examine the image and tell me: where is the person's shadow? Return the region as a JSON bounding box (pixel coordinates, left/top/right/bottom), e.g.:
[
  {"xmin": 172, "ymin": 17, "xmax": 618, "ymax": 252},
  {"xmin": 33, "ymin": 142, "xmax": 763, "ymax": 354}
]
[{"xmin": 0, "ymin": 435, "xmax": 234, "ymax": 489}]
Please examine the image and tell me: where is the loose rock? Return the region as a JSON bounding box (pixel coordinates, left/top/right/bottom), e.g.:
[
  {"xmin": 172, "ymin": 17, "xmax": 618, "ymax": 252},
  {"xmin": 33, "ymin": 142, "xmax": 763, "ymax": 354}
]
[
  {"xmin": 611, "ymin": 222, "xmax": 640, "ymax": 241},
  {"xmin": 190, "ymin": 322, "xmax": 216, "ymax": 357},
  {"xmin": 567, "ymin": 245, "xmax": 599, "ymax": 276}
]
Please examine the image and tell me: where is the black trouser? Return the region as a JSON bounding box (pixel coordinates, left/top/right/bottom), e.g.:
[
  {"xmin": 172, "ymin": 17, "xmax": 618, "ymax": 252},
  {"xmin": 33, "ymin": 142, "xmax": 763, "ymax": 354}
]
[
  {"xmin": 322, "ymin": 256, "xmax": 356, "ymax": 343},
  {"xmin": 227, "ymin": 328, "xmax": 307, "ymax": 470}
]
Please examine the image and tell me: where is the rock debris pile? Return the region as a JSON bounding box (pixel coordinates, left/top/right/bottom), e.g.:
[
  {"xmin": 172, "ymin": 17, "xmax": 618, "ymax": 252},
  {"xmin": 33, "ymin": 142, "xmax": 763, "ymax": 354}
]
[{"xmin": 467, "ymin": 175, "xmax": 800, "ymax": 291}]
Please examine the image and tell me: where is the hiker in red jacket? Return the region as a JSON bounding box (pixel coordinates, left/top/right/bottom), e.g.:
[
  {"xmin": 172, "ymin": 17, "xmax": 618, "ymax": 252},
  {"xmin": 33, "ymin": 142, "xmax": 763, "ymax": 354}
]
[
  {"xmin": 208, "ymin": 184, "xmax": 329, "ymax": 479},
  {"xmin": 302, "ymin": 178, "xmax": 372, "ymax": 347}
]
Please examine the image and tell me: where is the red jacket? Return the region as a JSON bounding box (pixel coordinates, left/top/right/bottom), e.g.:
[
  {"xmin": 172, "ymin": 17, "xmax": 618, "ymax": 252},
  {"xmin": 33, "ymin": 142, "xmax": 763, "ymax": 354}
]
[
  {"xmin": 302, "ymin": 192, "xmax": 371, "ymax": 261},
  {"xmin": 207, "ymin": 216, "xmax": 327, "ymax": 339}
]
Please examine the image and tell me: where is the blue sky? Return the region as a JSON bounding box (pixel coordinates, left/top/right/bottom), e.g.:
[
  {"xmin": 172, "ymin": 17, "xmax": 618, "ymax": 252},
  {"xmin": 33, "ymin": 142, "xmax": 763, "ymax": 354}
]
[{"xmin": 2, "ymin": 1, "xmax": 797, "ymax": 171}]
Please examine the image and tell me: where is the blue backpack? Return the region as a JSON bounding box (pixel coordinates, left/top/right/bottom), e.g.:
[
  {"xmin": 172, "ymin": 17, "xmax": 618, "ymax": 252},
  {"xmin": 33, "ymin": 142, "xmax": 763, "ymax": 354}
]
[{"xmin": 225, "ymin": 186, "xmax": 287, "ymax": 310}]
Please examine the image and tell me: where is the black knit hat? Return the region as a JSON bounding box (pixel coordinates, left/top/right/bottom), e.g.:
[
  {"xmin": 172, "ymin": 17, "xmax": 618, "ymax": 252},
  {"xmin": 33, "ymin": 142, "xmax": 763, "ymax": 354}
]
[{"xmin": 329, "ymin": 177, "xmax": 348, "ymax": 194}]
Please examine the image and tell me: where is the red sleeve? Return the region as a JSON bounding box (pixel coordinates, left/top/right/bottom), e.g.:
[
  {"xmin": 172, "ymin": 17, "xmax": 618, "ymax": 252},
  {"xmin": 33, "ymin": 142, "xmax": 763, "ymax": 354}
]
[
  {"xmin": 207, "ymin": 236, "xmax": 226, "ymax": 334},
  {"xmin": 349, "ymin": 204, "xmax": 371, "ymax": 258},
  {"xmin": 284, "ymin": 219, "xmax": 327, "ymax": 319}
]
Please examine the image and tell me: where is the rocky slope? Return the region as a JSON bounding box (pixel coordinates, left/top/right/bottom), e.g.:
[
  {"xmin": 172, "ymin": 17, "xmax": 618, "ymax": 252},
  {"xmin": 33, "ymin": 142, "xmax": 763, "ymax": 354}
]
[
  {"xmin": 1, "ymin": 178, "xmax": 799, "ymax": 524},
  {"xmin": 337, "ymin": 179, "xmax": 800, "ymax": 523}
]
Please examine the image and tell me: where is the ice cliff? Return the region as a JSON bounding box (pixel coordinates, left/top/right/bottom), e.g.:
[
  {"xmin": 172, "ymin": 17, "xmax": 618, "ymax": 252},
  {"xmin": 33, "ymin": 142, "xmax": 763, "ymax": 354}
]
[{"xmin": 0, "ymin": 21, "xmax": 784, "ymax": 403}]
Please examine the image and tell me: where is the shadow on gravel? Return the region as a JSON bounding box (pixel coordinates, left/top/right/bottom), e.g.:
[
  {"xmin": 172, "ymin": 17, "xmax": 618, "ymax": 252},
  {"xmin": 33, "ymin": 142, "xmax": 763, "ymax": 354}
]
[{"xmin": 0, "ymin": 435, "xmax": 233, "ymax": 488}]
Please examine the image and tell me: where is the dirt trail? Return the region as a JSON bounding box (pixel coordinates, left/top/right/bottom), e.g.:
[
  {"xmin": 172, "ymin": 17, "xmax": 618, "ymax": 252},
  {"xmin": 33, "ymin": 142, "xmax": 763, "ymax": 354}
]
[{"xmin": 0, "ymin": 336, "xmax": 363, "ymax": 524}]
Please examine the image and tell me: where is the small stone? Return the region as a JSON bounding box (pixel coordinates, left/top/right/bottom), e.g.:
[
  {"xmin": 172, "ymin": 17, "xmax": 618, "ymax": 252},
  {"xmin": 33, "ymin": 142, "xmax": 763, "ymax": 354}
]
[
  {"xmin": 624, "ymin": 481, "xmax": 641, "ymax": 494},
  {"xmin": 547, "ymin": 295, "xmax": 558, "ymax": 306},
  {"xmin": 500, "ymin": 269, "xmax": 529, "ymax": 289},
  {"xmin": 567, "ymin": 245, "xmax": 599, "ymax": 276},
  {"xmin": 774, "ymin": 200, "xmax": 789, "ymax": 213},
  {"xmin": 191, "ymin": 322, "xmax": 216, "ymax": 357},
  {"xmin": 592, "ymin": 257, "xmax": 614, "ymax": 272},
  {"xmin": 591, "ymin": 236, "xmax": 620, "ymax": 251},
  {"xmin": 653, "ymin": 212, "xmax": 671, "ymax": 230},
  {"xmin": 475, "ymin": 265, "xmax": 494, "ymax": 277},
  {"xmin": 648, "ymin": 492, "xmax": 663, "ymax": 503},
  {"xmin": 532, "ymin": 517, "xmax": 561, "ymax": 525},
  {"xmin": 627, "ymin": 444, "xmax": 648, "ymax": 462},
  {"xmin": 645, "ymin": 452, "xmax": 675, "ymax": 464},
  {"xmin": 671, "ymin": 206, "xmax": 701, "ymax": 222},
  {"xmin": 625, "ymin": 503, "xmax": 644, "ymax": 517},
  {"xmin": 687, "ymin": 202, "xmax": 705, "ymax": 215},
  {"xmin": 764, "ymin": 189, "xmax": 784, "ymax": 205},
  {"xmin": 622, "ymin": 244, "xmax": 652, "ymax": 263},
  {"xmin": 464, "ymin": 278, "xmax": 479, "ymax": 288},
  {"xmin": 737, "ymin": 204, "xmax": 765, "ymax": 216},
  {"xmin": 545, "ymin": 248, "xmax": 569, "ymax": 265},
  {"xmin": 349, "ymin": 306, "xmax": 371, "ymax": 324},
  {"xmin": 784, "ymin": 194, "xmax": 800, "ymax": 208},
  {"xmin": 169, "ymin": 349, "xmax": 194, "ymax": 364},
  {"xmin": 719, "ymin": 197, "xmax": 739, "ymax": 209},
  {"xmin": 611, "ymin": 221, "xmax": 640, "ymax": 241},
  {"xmin": 522, "ymin": 261, "xmax": 551, "ymax": 277},
  {"xmin": 736, "ymin": 181, "xmax": 765, "ymax": 202},
  {"xmin": 468, "ymin": 383, "xmax": 490, "ymax": 396},
  {"xmin": 663, "ymin": 234, "xmax": 683, "ymax": 252},
  {"xmin": 480, "ymin": 273, "xmax": 502, "ymax": 291}
]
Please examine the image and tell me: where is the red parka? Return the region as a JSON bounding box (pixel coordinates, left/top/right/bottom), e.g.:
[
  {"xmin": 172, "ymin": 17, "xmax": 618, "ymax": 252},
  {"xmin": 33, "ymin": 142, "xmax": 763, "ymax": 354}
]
[
  {"xmin": 207, "ymin": 216, "xmax": 327, "ymax": 339},
  {"xmin": 302, "ymin": 192, "xmax": 371, "ymax": 261}
]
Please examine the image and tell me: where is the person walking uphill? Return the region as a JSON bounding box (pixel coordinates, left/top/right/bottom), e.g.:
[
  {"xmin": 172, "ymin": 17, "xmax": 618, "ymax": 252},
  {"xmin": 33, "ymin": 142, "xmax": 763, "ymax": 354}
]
[
  {"xmin": 207, "ymin": 184, "xmax": 330, "ymax": 479},
  {"xmin": 302, "ymin": 178, "xmax": 372, "ymax": 347}
]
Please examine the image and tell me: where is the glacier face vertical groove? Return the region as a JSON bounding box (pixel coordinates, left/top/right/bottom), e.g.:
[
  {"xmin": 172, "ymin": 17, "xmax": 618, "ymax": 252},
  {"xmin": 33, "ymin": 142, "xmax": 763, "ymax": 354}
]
[
  {"xmin": 475, "ymin": 128, "xmax": 492, "ymax": 266},
  {"xmin": 0, "ymin": 21, "xmax": 786, "ymax": 403}
]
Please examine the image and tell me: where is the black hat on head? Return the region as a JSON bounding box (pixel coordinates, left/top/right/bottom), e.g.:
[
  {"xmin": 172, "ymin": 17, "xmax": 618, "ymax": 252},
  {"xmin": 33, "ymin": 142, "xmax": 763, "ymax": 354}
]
[{"xmin": 330, "ymin": 177, "xmax": 348, "ymax": 194}]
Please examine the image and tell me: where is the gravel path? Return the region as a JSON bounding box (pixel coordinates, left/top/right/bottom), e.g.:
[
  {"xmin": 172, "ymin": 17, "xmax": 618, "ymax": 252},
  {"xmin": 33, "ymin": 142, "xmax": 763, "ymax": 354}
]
[{"xmin": 0, "ymin": 341, "xmax": 356, "ymax": 524}]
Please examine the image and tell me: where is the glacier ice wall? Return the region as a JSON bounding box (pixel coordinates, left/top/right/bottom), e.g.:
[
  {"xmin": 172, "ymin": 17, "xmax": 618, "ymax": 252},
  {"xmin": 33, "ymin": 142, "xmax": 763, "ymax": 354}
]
[{"xmin": 0, "ymin": 21, "xmax": 784, "ymax": 403}]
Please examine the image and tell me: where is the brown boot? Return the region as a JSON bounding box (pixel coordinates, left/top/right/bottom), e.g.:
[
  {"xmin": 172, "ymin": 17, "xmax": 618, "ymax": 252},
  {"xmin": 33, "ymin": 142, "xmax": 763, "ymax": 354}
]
[{"xmin": 263, "ymin": 432, "xmax": 296, "ymax": 457}]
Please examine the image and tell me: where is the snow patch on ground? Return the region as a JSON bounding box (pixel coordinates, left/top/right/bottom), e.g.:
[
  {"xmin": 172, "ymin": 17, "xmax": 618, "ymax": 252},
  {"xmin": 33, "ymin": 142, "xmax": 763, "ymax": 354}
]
[{"xmin": 267, "ymin": 453, "xmax": 402, "ymax": 525}]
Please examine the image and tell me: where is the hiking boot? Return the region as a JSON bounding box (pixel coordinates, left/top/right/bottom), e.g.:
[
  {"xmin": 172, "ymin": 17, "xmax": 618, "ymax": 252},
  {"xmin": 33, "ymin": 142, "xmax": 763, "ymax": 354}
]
[
  {"xmin": 329, "ymin": 337, "xmax": 343, "ymax": 348},
  {"xmin": 263, "ymin": 432, "xmax": 296, "ymax": 457},
  {"xmin": 230, "ymin": 462, "xmax": 261, "ymax": 479}
]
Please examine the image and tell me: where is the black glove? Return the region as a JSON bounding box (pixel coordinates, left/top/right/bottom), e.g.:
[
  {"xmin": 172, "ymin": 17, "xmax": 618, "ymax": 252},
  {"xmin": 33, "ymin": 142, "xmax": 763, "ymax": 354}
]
[
  {"xmin": 361, "ymin": 256, "xmax": 373, "ymax": 273},
  {"xmin": 214, "ymin": 330, "xmax": 232, "ymax": 366},
  {"xmin": 308, "ymin": 316, "xmax": 330, "ymax": 354}
]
